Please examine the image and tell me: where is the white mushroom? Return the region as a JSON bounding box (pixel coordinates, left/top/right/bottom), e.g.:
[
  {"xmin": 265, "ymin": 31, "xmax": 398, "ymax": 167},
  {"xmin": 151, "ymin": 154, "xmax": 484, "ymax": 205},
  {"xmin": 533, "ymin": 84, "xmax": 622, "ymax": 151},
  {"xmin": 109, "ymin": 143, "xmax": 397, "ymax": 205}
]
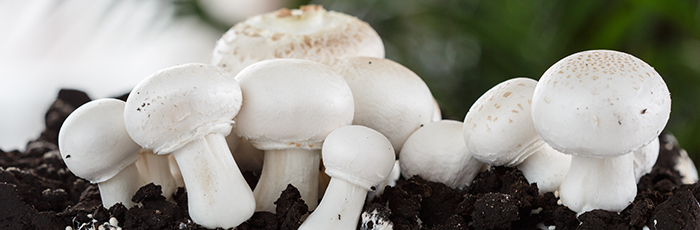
[
  {"xmin": 123, "ymin": 63, "xmax": 254, "ymax": 228},
  {"xmin": 299, "ymin": 125, "xmax": 396, "ymax": 230},
  {"xmin": 134, "ymin": 148, "xmax": 177, "ymax": 200},
  {"xmin": 463, "ymin": 77, "xmax": 571, "ymax": 194},
  {"xmin": 531, "ymin": 50, "xmax": 671, "ymax": 214},
  {"xmin": 401, "ymin": 120, "xmax": 483, "ymax": 189},
  {"xmin": 332, "ymin": 56, "xmax": 434, "ymax": 154},
  {"xmin": 633, "ymin": 136, "xmax": 660, "ymax": 182},
  {"xmin": 212, "ymin": 4, "xmax": 384, "ymax": 76},
  {"xmin": 58, "ymin": 98, "xmax": 144, "ymax": 209},
  {"xmin": 234, "ymin": 58, "xmax": 354, "ymax": 212}
]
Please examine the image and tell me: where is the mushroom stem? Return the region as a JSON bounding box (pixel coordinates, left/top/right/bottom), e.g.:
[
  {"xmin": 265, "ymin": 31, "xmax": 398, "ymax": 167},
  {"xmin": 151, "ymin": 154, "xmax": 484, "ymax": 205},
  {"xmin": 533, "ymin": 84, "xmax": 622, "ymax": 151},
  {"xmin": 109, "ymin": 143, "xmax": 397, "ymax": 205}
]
[
  {"xmin": 97, "ymin": 163, "xmax": 143, "ymax": 208},
  {"xmin": 171, "ymin": 133, "xmax": 255, "ymax": 229},
  {"xmin": 516, "ymin": 142, "xmax": 571, "ymax": 194},
  {"xmin": 254, "ymin": 148, "xmax": 320, "ymax": 212},
  {"xmin": 298, "ymin": 178, "xmax": 368, "ymax": 230},
  {"xmin": 136, "ymin": 149, "xmax": 177, "ymax": 200},
  {"xmin": 558, "ymin": 154, "xmax": 636, "ymax": 214}
]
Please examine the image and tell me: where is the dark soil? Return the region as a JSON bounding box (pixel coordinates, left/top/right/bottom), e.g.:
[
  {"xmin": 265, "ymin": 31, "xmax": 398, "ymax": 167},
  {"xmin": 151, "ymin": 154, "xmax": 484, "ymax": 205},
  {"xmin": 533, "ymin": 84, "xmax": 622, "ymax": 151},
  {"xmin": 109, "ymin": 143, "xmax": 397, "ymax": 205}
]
[{"xmin": 1, "ymin": 89, "xmax": 699, "ymax": 230}]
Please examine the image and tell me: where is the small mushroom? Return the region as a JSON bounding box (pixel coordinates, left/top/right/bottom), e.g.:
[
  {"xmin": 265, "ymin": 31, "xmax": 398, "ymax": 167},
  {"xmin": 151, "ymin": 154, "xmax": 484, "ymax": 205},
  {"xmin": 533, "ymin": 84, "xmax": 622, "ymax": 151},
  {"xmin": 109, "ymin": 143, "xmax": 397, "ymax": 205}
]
[
  {"xmin": 58, "ymin": 98, "xmax": 144, "ymax": 208},
  {"xmin": 401, "ymin": 120, "xmax": 484, "ymax": 189},
  {"xmin": 212, "ymin": 4, "xmax": 384, "ymax": 76},
  {"xmin": 123, "ymin": 63, "xmax": 254, "ymax": 228},
  {"xmin": 234, "ymin": 58, "xmax": 354, "ymax": 212},
  {"xmin": 532, "ymin": 50, "xmax": 671, "ymax": 214},
  {"xmin": 299, "ymin": 125, "xmax": 396, "ymax": 230},
  {"xmin": 332, "ymin": 56, "xmax": 434, "ymax": 154},
  {"xmin": 463, "ymin": 77, "xmax": 571, "ymax": 193}
]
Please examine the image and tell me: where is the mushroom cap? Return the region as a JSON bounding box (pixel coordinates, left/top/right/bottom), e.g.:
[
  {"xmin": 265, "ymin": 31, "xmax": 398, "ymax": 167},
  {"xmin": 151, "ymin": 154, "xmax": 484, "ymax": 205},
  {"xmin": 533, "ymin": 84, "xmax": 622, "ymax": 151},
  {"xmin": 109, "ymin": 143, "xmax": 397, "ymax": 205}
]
[
  {"xmin": 58, "ymin": 99, "xmax": 142, "ymax": 183},
  {"xmin": 322, "ymin": 125, "xmax": 396, "ymax": 190},
  {"xmin": 532, "ymin": 50, "xmax": 671, "ymax": 157},
  {"xmin": 212, "ymin": 5, "xmax": 385, "ymax": 75},
  {"xmin": 124, "ymin": 63, "xmax": 242, "ymax": 154},
  {"xmin": 332, "ymin": 57, "xmax": 434, "ymax": 154},
  {"xmin": 463, "ymin": 77, "xmax": 540, "ymax": 166},
  {"xmin": 234, "ymin": 58, "xmax": 354, "ymax": 150},
  {"xmin": 400, "ymin": 120, "xmax": 483, "ymax": 189}
]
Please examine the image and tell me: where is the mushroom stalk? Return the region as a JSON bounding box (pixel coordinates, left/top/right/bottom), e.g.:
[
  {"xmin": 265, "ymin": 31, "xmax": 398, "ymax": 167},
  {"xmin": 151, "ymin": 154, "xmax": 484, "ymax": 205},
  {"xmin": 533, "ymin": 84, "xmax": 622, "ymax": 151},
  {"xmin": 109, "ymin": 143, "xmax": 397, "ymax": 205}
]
[
  {"xmin": 136, "ymin": 149, "xmax": 177, "ymax": 200},
  {"xmin": 298, "ymin": 178, "xmax": 368, "ymax": 230},
  {"xmin": 516, "ymin": 141, "xmax": 571, "ymax": 194},
  {"xmin": 254, "ymin": 149, "xmax": 320, "ymax": 212},
  {"xmin": 97, "ymin": 163, "xmax": 143, "ymax": 208},
  {"xmin": 171, "ymin": 133, "xmax": 255, "ymax": 229},
  {"xmin": 558, "ymin": 154, "xmax": 636, "ymax": 214}
]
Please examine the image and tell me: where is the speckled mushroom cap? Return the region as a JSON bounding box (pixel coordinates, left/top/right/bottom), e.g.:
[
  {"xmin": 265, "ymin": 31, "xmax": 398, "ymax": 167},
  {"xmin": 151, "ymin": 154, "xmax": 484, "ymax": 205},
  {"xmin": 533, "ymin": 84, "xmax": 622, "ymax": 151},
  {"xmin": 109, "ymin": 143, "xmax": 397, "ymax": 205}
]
[
  {"xmin": 212, "ymin": 5, "xmax": 385, "ymax": 75},
  {"xmin": 532, "ymin": 50, "xmax": 671, "ymax": 157},
  {"xmin": 463, "ymin": 77, "xmax": 539, "ymax": 166},
  {"xmin": 332, "ymin": 56, "xmax": 434, "ymax": 154},
  {"xmin": 233, "ymin": 58, "xmax": 354, "ymax": 150},
  {"xmin": 322, "ymin": 125, "xmax": 396, "ymax": 190},
  {"xmin": 58, "ymin": 99, "xmax": 142, "ymax": 183},
  {"xmin": 124, "ymin": 63, "xmax": 242, "ymax": 154}
]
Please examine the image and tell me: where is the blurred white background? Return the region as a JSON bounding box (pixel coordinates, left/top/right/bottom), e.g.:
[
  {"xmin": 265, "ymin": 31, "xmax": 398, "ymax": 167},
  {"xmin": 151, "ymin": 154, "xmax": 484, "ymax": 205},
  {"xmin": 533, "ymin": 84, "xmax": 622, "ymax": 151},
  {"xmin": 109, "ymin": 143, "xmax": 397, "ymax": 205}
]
[{"xmin": 0, "ymin": 0, "xmax": 287, "ymax": 151}]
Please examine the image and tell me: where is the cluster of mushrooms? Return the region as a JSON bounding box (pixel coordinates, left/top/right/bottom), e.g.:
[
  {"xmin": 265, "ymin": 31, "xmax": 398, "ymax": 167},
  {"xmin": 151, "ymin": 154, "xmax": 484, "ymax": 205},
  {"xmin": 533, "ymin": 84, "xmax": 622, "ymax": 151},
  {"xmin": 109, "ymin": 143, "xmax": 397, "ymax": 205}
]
[{"xmin": 56, "ymin": 4, "xmax": 697, "ymax": 230}]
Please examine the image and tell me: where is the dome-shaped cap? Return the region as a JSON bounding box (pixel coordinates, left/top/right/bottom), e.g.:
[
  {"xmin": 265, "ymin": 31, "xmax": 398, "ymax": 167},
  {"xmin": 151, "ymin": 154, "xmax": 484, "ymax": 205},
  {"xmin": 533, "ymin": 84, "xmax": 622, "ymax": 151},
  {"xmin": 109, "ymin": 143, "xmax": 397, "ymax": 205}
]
[
  {"xmin": 332, "ymin": 57, "xmax": 434, "ymax": 154},
  {"xmin": 532, "ymin": 50, "xmax": 671, "ymax": 157},
  {"xmin": 234, "ymin": 58, "xmax": 354, "ymax": 150},
  {"xmin": 212, "ymin": 5, "xmax": 385, "ymax": 75},
  {"xmin": 58, "ymin": 99, "xmax": 142, "ymax": 183},
  {"xmin": 322, "ymin": 125, "xmax": 396, "ymax": 190},
  {"xmin": 463, "ymin": 78, "xmax": 540, "ymax": 166},
  {"xmin": 124, "ymin": 63, "xmax": 242, "ymax": 154},
  {"xmin": 401, "ymin": 120, "xmax": 482, "ymax": 189}
]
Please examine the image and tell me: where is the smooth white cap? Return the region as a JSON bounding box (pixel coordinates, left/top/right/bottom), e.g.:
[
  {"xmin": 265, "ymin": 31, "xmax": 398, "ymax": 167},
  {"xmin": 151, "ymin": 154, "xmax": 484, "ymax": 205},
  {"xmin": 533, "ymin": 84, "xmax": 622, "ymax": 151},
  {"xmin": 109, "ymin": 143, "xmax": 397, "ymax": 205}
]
[
  {"xmin": 322, "ymin": 125, "xmax": 396, "ymax": 190},
  {"xmin": 212, "ymin": 5, "xmax": 385, "ymax": 75},
  {"xmin": 532, "ymin": 50, "xmax": 671, "ymax": 157},
  {"xmin": 463, "ymin": 77, "xmax": 540, "ymax": 166},
  {"xmin": 124, "ymin": 63, "xmax": 242, "ymax": 154},
  {"xmin": 234, "ymin": 58, "xmax": 354, "ymax": 150},
  {"xmin": 400, "ymin": 120, "xmax": 483, "ymax": 189},
  {"xmin": 333, "ymin": 57, "xmax": 434, "ymax": 154},
  {"xmin": 58, "ymin": 99, "xmax": 142, "ymax": 183}
]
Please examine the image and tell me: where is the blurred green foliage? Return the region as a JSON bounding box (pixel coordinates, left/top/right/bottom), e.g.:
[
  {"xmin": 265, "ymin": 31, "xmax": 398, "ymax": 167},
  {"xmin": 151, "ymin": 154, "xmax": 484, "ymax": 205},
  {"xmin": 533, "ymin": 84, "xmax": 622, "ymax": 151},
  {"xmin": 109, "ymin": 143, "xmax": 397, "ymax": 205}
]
[{"xmin": 189, "ymin": 0, "xmax": 700, "ymax": 161}]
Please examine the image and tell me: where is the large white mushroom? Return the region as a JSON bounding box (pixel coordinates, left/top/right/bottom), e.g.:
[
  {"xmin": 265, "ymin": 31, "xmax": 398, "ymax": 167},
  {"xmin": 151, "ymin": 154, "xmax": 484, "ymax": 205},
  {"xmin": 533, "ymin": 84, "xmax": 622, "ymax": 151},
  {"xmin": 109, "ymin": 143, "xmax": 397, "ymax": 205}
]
[
  {"xmin": 531, "ymin": 50, "xmax": 671, "ymax": 214},
  {"xmin": 332, "ymin": 56, "xmax": 434, "ymax": 154},
  {"xmin": 401, "ymin": 120, "xmax": 483, "ymax": 189},
  {"xmin": 463, "ymin": 77, "xmax": 571, "ymax": 194},
  {"xmin": 212, "ymin": 4, "xmax": 385, "ymax": 76},
  {"xmin": 58, "ymin": 98, "xmax": 144, "ymax": 209},
  {"xmin": 299, "ymin": 125, "xmax": 395, "ymax": 230},
  {"xmin": 234, "ymin": 58, "xmax": 355, "ymax": 212},
  {"xmin": 123, "ymin": 63, "xmax": 254, "ymax": 229}
]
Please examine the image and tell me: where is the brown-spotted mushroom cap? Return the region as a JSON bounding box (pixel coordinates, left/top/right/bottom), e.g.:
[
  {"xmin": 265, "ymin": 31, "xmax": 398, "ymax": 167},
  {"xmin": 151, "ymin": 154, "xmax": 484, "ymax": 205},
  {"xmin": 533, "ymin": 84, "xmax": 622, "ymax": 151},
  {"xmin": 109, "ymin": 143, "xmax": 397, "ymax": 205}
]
[
  {"xmin": 212, "ymin": 5, "xmax": 385, "ymax": 75},
  {"xmin": 532, "ymin": 50, "xmax": 671, "ymax": 157}
]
